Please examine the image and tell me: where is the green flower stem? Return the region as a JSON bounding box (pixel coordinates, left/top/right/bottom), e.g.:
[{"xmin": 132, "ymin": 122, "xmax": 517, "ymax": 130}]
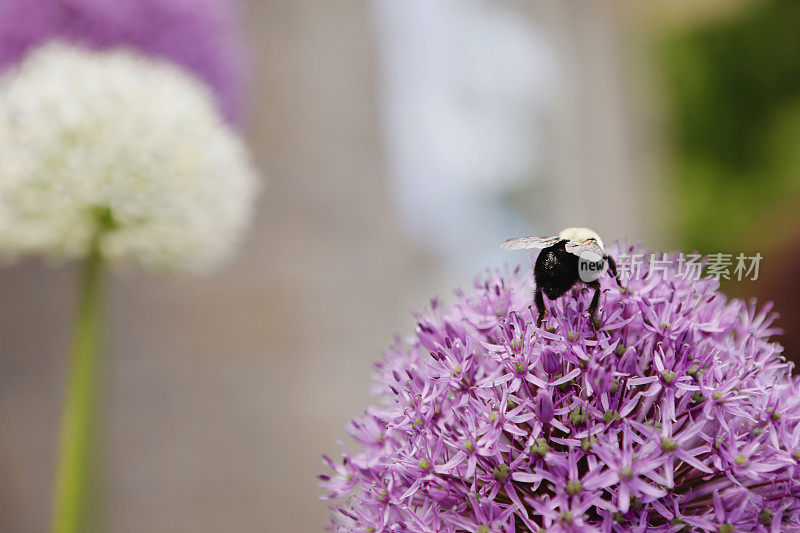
[{"xmin": 51, "ymin": 243, "xmax": 105, "ymax": 533}]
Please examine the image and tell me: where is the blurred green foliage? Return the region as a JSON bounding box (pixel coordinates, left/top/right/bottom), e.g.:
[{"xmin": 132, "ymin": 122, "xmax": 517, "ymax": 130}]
[{"xmin": 663, "ymin": 0, "xmax": 800, "ymax": 252}]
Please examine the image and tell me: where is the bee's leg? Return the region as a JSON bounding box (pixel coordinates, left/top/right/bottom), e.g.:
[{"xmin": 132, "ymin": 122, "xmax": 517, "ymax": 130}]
[
  {"xmin": 535, "ymin": 286, "xmax": 546, "ymax": 327},
  {"xmin": 587, "ymin": 280, "xmax": 602, "ymax": 327},
  {"xmin": 606, "ymin": 255, "xmax": 624, "ymax": 289}
]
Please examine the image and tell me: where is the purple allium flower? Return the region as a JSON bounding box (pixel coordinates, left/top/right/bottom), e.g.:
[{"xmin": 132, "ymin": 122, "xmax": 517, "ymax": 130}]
[
  {"xmin": 0, "ymin": 0, "xmax": 247, "ymax": 123},
  {"xmin": 321, "ymin": 244, "xmax": 800, "ymax": 532}
]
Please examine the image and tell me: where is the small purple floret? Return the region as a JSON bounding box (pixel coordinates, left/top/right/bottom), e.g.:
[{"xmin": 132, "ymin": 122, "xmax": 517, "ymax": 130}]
[{"xmin": 541, "ymin": 348, "xmax": 560, "ymax": 376}]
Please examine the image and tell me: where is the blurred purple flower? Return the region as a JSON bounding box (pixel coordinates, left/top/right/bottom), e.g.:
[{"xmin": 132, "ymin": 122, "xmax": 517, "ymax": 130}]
[
  {"xmin": 0, "ymin": 0, "xmax": 247, "ymax": 123},
  {"xmin": 321, "ymin": 243, "xmax": 800, "ymax": 531}
]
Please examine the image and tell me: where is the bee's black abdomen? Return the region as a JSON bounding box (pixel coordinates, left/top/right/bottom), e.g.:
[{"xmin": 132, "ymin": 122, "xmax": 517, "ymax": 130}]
[{"xmin": 534, "ymin": 241, "xmax": 580, "ymax": 300}]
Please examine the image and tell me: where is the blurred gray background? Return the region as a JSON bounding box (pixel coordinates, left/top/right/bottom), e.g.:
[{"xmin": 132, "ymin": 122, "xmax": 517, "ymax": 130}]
[{"xmin": 2, "ymin": 1, "xmax": 762, "ymax": 531}]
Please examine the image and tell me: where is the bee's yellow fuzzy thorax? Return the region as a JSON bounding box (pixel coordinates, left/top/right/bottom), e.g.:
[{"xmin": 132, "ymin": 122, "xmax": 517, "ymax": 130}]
[{"xmin": 558, "ymin": 227, "xmax": 604, "ymax": 250}]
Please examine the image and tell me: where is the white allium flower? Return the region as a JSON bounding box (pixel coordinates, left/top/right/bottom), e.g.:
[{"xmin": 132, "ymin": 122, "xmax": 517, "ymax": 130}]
[{"xmin": 0, "ymin": 43, "xmax": 258, "ymax": 272}]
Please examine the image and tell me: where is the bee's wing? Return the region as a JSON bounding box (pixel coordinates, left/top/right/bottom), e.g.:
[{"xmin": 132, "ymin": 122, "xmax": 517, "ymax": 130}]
[
  {"xmin": 565, "ymin": 238, "xmax": 604, "ymax": 258},
  {"xmin": 500, "ymin": 236, "xmax": 560, "ymax": 251}
]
